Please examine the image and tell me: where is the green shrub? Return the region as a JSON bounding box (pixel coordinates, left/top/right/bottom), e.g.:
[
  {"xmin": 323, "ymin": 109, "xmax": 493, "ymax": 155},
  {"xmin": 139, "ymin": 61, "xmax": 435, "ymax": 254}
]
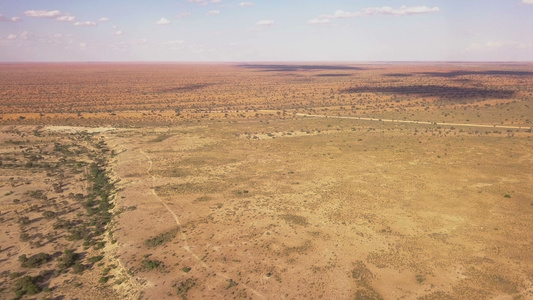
[
  {"xmin": 226, "ymin": 279, "xmax": 238, "ymax": 289},
  {"xmin": 88, "ymin": 255, "xmax": 103, "ymax": 263},
  {"xmin": 57, "ymin": 249, "xmax": 79, "ymax": 270},
  {"xmin": 175, "ymin": 278, "xmax": 196, "ymax": 300},
  {"xmin": 93, "ymin": 241, "xmax": 106, "ymax": 250},
  {"xmin": 17, "ymin": 216, "xmax": 31, "ymax": 225},
  {"xmin": 19, "ymin": 253, "xmax": 51, "ymax": 268},
  {"xmin": 42, "ymin": 211, "xmax": 56, "ymax": 219},
  {"xmin": 9, "ymin": 272, "xmax": 23, "ymax": 279},
  {"xmin": 142, "ymin": 259, "xmax": 162, "ymax": 270},
  {"xmin": 53, "ymin": 218, "xmax": 74, "ymax": 230},
  {"xmin": 12, "ymin": 275, "xmax": 42, "ymax": 298},
  {"xmin": 19, "ymin": 232, "xmax": 31, "ymax": 242},
  {"xmin": 145, "ymin": 228, "xmax": 179, "ymax": 248},
  {"xmin": 73, "ymin": 262, "xmax": 85, "ymax": 274}
]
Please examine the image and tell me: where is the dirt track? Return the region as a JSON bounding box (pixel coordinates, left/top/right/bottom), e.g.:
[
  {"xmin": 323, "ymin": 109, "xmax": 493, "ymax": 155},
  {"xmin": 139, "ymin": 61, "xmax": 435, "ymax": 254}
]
[{"xmin": 297, "ymin": 113, "xmax": 532, "ymax": 130}]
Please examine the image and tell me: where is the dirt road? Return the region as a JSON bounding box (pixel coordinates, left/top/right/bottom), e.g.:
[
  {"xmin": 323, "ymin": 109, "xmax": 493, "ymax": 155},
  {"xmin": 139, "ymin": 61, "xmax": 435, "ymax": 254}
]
[{"xmin": 296, "ymin": 113, "xmax": 531, "ymax": 130}]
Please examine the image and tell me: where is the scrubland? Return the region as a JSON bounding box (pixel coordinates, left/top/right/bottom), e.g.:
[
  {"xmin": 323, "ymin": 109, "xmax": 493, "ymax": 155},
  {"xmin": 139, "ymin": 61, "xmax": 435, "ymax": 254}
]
[{"xmin": 0, "ymin": 63, "xmax": 532, "ymax": 299}]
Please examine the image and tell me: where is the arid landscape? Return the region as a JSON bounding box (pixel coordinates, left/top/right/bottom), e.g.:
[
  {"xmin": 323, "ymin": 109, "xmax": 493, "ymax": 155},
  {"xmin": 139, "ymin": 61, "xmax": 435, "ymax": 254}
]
[{"xmin": 1, "ymin": 63, "xmax": 533, "ymax": 299}]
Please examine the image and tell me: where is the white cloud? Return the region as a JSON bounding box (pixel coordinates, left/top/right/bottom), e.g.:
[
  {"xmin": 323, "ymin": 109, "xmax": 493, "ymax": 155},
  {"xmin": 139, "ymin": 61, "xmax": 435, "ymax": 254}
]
[
  {"xmin": 56, "ymin": 15, "xmax": 76, "ymax": 22},
  {"xmin": 178, "ymin": 12, "xmax": 191, "ymax": 18},
  {"xmin": 239, "ymin": 1, "xmax": 253, "ymax": 6},
  {"xmin": 114, "ymin": 30, "xmax": 123, "ymax": 36},
  {"xmin": 25, "ymin": 10, "xmax": 63, "ymax": 18},
  {"xmin": 0, "ymin": 14, "xmax": 21, "ymax": 22},
  {"xmin": 98, "ymin": 17, "xmax": 109, "ymax": 22},
  {"xmin": 6, "ymin": 31, "xmax": 35, "ymax": 40},
  {"xmin": 317, "ymin": 6, "xmax": 440, "ymax": 21},
  {"xmin": 206, "ymin": 10, "xmax": 220, "ymax": 16},
  {"xmin": 211, "ymin": 0, "xmax": 222, "ymax": 3},
  {"xmin": 79, "ymin": 42, "xmax": 87, "ymax": 50},
  {"xmin": 74, "ymin": 21, "xmax": 97, "ymax": 26},
  {"xmin": 364, "ymin": 6, "xmax": 440, "ymax": 16},
  {"xmin": 189, "ymin": 0, "xmax": 207, "ymax": 5},
  {"xmin": 523, "ymin": 0, "xmax": 533, "ymax": 4},
  {"xmin": 307, "ymin": 18, "xmax": 331, "ymax": 25},
  {"xmin": 323, "ymin": 10, "xmax": 362, "ymax": 19},
  {"xmin": 25, "ymin": 10, "xmax": 81, "ymax": 23},
  {"xmin": 256, "ymin": 20, "xmax": 274, "ymax": 26},
  {"xmin": 157, "ymin": 17, "xmax": 171, "ymax": 25}
]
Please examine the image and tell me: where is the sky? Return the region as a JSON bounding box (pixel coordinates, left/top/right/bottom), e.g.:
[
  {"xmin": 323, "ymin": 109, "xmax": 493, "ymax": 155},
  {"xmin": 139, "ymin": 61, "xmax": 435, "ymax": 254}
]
[{"xmin": 1, "ymin": 0, "xmax": 533, "ymax": 62}]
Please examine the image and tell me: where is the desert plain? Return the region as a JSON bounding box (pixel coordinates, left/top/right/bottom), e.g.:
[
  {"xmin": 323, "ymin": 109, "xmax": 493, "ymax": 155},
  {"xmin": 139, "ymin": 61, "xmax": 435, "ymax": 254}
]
[{"xmin": 0, "ymin": 63, "xmax": 532, "ymax": 299}]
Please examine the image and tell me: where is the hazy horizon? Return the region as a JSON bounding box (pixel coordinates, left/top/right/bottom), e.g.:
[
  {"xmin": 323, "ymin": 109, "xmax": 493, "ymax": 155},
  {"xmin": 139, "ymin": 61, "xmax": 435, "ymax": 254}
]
[{"xmin": 1, "ymin": 61, "xmax": 533, "ymax": 64}]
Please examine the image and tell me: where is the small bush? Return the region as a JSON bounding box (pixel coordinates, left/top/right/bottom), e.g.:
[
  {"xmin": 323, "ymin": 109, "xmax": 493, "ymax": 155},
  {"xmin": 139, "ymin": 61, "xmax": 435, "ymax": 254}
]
[
  {"xmin": 57, "ymin": 249, "xmax": 79, "ymax": 270},
  {"xmin": 19, "ymin": 253, "xmax": 51, "ymax": 268},
  {"xmin": 226, "ymin": 279, "xmax": 238, "ymax": 289},
  {"xmin": 19, "ymin": 232, "xmax": 31, "ymax": 242},
  {"xmin": 88, "ymin": 255, "xmax": 103, "ymax": 263},
  {"xmin": 175, "ymin": 278, "xmax": 196, "ymax": 300},
  {"xmin": 12, "ymin": 275, "xmax": 42, "ymax": 298},
  {"xmin": 9, "ymin": 272, "xmax": 23, "ymax": 279},
  {"xmin": 99, "ymin": 276, "xmax": 110, "ymax": 284},
  {"xmin": 42, "ymin": 211, "xmax": 56, "ymax": 219},
  {"xmin": 142, "ymin": 259, "xmax": 162, "ymax": 270},
  {"xmin": 94, "ymin": 241, "xmax": 106, "ymax": 250},
  {"xmin": 27, "ymin": 190, "xmax": 47, "ymax": 200},
  {"xmin": 17, "ymin": 216, "xmax": 31, "ymax": 225},
  {"xmin": 145, "ymin": 228, "xmax": 179, "ymax": 248},
  {"xmin": 53, "ymin": 218, "xmax": 74, "ymax": 230},
  {"xmin": 73, "ymin": 262, "xmax": 85, "ymax": 274}
]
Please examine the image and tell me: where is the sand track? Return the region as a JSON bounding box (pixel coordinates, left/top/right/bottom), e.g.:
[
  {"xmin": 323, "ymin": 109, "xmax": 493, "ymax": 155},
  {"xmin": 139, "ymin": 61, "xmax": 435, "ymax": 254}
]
[
  {"xmin": 138, "ymin": 148, "xmax": 265, "ymax": 299},
  {"xmin": 297, "ymin": 113, "xmax": 532, "ymax": 130}
]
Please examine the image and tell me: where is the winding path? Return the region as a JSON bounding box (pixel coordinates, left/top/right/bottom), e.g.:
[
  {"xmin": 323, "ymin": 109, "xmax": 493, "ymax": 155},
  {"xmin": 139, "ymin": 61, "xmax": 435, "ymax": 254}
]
[{"xmin": 138, "ymin": 149, "xmax": 265, "ymax": 299}]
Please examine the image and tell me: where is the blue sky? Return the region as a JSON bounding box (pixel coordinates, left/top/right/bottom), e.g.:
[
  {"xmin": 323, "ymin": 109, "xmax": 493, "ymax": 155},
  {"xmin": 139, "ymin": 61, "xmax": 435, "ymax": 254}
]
[{"xmin": 1, "ymin": 0, "xmax": 532, "ymax": 62}]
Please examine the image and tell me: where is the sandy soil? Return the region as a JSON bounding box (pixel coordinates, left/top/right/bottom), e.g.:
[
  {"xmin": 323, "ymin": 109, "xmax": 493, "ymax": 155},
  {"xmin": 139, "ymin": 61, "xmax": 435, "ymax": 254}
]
[{"xmin": 106, "ymin": 117, "xmax": 533, "ymax": 299}]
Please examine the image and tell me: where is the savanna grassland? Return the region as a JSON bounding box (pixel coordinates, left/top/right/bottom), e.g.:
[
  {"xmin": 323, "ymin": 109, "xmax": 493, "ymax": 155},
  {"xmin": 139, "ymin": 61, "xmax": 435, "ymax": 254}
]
[{"xmin": 0, "ymin": 63, "xmax": 532, "ymax": 299}]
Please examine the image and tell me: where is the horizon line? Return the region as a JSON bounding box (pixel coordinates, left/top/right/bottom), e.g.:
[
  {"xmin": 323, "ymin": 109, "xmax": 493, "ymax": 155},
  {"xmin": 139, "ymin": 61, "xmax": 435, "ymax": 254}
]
[{"xmin": 1, "ymin": 60, "xmax": 533, "ymax": 64}]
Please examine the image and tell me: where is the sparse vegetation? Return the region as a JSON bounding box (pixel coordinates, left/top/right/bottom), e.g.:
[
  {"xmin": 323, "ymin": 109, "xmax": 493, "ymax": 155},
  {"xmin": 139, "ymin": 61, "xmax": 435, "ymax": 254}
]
[
  {"xmin": 142, "ymin": 259, "xmax": 163, "ymax": 270},
  {"xmin": 88, "ymin": 255, "xmax": 104, "ymax": 263},
  {"xmin": 57, "ymin": 249, "xmax": 80, "ymax": 271},
  {"xmin": 279, "ymin": 214, "xmax": 309, "ymax": 226},
  {"xmin": 12, "ymin": 275, "xmax": 43, "ymax": 299},
  {"xmin": 0, "ymin": 63, "xmax": 532, "ymax": 299},
  {"xmin": 145, "ymin": 228, "xmax": 179, "ymax": 248},
  {"xmin": 18, "ymin": 253, "xmax": 51, "ymax": 268},
  {"xmin": 175, "ymin": 278, "xmax": 196, "ymax": 300},
  {"xmin": 226, "ymin": 279, "xmax": 238, "ymax": 289}
]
